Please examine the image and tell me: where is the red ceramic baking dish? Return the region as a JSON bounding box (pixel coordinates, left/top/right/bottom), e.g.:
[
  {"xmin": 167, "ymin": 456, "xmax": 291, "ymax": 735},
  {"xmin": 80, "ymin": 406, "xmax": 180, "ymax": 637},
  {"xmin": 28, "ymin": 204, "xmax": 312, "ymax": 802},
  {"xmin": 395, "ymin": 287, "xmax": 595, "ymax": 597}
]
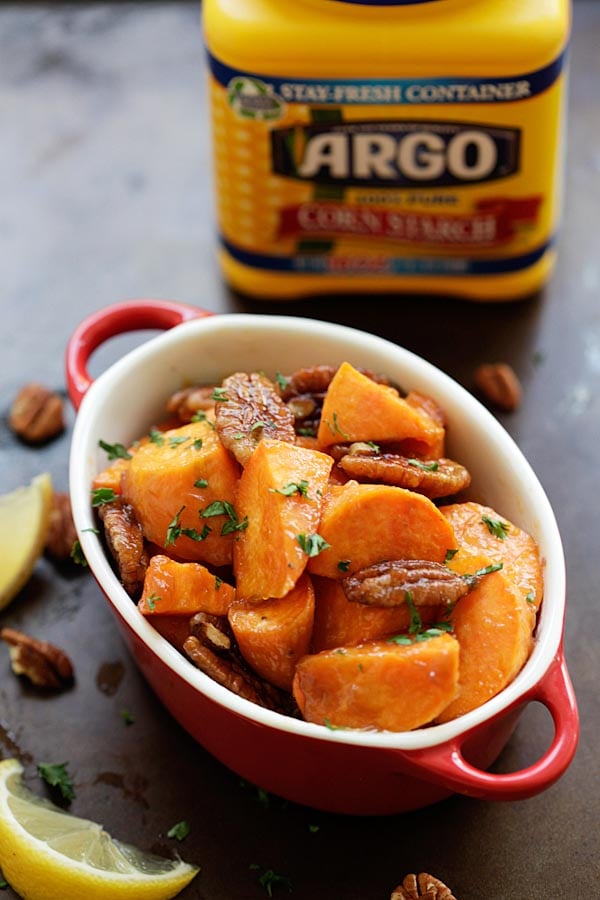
[{"xmin": 67, "ymin": 299, "xmax": 578, "ymax": 815}]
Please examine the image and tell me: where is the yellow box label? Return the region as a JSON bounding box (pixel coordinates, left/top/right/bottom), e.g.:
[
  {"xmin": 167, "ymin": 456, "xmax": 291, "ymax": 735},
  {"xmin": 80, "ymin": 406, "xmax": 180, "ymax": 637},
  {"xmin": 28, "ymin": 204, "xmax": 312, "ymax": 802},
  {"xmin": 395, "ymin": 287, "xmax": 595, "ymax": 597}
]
[{"xmin": 208, "ymin": 53, "xmax": 566, "ymax": 277}]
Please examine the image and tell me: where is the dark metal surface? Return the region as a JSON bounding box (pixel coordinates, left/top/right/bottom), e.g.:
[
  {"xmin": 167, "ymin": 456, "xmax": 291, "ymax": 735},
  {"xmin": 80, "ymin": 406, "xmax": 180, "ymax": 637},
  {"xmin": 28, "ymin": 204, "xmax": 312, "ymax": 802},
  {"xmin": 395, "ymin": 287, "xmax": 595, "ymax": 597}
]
[{"xmin": 1, "ymin": 3, "xmax": 598, "ymax": 898}]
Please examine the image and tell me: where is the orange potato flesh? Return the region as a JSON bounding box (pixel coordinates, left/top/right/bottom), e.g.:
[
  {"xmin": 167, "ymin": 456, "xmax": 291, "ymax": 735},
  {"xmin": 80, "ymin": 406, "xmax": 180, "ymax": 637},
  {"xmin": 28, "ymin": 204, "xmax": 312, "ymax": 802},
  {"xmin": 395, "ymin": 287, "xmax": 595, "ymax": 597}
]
[
  {"xmin": 441, "ymin": 501, "xmax": 544, "ymax": 612},
  {"xmin": 436, "ymin": 569, "xmax": 533, "ymax": 722},
  {"xmin": 138, "ymin": 554, "xmax": 235, "ymax": 616},
  {"xmin": 293, "ymin": 633, "xmax": 459, "ymax": 732},
  {"xmin": 311, "ymin": 576, "xmax": 439, "ymax": 652},
  {"xmin": 228, "ymin": 573, "xmax": 315, "ymax": 691},
  {"xmin": 307, "ymin": 482, "xmax": 457, "ymax": 579},
  {"xmin": 92, "ymin": 457, "xmax": 131, "ymax": 494},
  {"xmin": 316, "ymin": 361, "xmax": 444, "ymax": 455},
  {"xmin": 122, "ymin": 420, "xmax": 241, "ymax": 567},
  {"xmin": 233, "ymin": 438, "xmax": 333, "ymax": 600}
]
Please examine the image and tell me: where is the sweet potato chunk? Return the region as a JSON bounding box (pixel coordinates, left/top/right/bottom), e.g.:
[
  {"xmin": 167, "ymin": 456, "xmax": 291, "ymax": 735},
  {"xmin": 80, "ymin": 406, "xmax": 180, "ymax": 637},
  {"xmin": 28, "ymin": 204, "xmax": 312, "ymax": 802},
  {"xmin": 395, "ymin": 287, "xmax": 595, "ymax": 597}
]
[
  {"xmin": 233, "ymin": 439, "xmax": 333, "ymax": 600},
  {"xmin": 307, "ymin": 482, "xmax": 456, "ymax": 579},
  {"xmin": 316, "ymin": 362, "xmax": 444, "ymax": 456},
  {"xmin": 312, "ymin": 577, "xmax": 438, "ymax": 651},
  {"xmin": 122, "ymin": 420, "xmax": 240, "ymax": 567},
  {"xmin": 293, "ymin": 633, "xmax": 459, "ymax": 731},
  {"xmin": 441, "ymin": 501, "xmax": 544, "ymax": 612},
  {"xmin": 92, "ymin": 457, "xmax": 131, "ymax": 495},
  {"xmin": 436, "ymin": 569, "xmax": 533, "ymax": 722},
  {"xmin": 228, "ymin": 573, "xmax": 315, "ymax": 691},
  {"xmin": 138, "ymin": 554, "xmax": 235, "ymax": 617}
]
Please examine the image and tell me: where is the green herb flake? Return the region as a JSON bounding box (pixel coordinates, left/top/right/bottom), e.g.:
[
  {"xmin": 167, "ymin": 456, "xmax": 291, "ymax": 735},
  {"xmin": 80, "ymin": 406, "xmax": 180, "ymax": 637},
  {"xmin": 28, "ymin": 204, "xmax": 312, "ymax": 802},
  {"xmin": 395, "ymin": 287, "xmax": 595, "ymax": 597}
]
[
  {"xmin": 201, "ymin": 501, "xmax": 228, "ymax": 518},
  {"xmin": 192, "ymin": 439, "xmax": 203, "ymax": 451},
  {"xmin": 167, "ymin": 820, "xmax": 191, "ymax": 841},
  {"xmin": 81, "ymin": 526, "xmax": 100, "ymax": 535},
  {"xmin": 405, "ymin": 590, "xmax": 422, "ymax": 634},
  {"xmin": 387, "ymin": 634, "xmax": 413, "ymax": 646},
  {"xmin": 337, "ymin": 559, "xmax": 351, "ymax": 572},
  {"xmin": 0, "ymin": 874, "xmax": 7, "ymax": 890},
  {"xmin": 250, "ymin": 866, "xmax": 293, "ymax": 898},
  {"xmin": 323, "ymin": 718, "xmax": 343, "ymax": 731},
  {"xmin": 296, "ymin": 533, "xmax": 330, "ymax": 558},
  {"xmin": 146, "ymin": 593, "xmax": 161, "ymax": 611},
  {"xmin": 120, "ymin": 708, "xmax": 135, "ymax": 726},
  {"xmin": 365, "ymin": 441, "xmax": 380, "ymax": 452},
  {"xmin": 37, "ymin": 762, "xmax": 75, "ymax": 802},
  {"xmin": 215, "ymin": 576, "xmax": 223, "ymax": 591},
  {"xmin": 481, "ymin": 514, "xmax": 510, "ymax": 540},
  {"xmin": 70, "ymin": 540, "xmax": 88, "ymax": 567},
  {"xmin": 444, "ymin": 548, "xmax": 459, "ymax": 562},
  {"xmin": 148, "ymin": 428, "xmax": 164, "ymax": 446},
  {"xmin": 211, "ymin": 387, "xmax": 229, "ymax": 402},
  {"xmin": 327, "ymin": 411, "xmax": 350, "ymax": 439},
  {"xmin": 296, "ymin": 426, "xmax": 316, "ymax": 437},
  {"xmin": 526, "ymin": 590, "xmax": 536, "ymax": 605},
  {"xmin": 251, "ymin": 420, "xmax": 271, "ymax": 432},
  {"xmin": 407, "ymin": 458, "xmax": 439, "ymax": 471},
  {"xmin": 463, "ymin": 561, "xmax": 504, "ymax": 587},
  {"xmin": 308, "ymin": 824, "xmax": 320, "ymax": 833},
  {"xmin": 168, "ymin": 435, "xmax": 189, "ymax": 448},
  {"xmin": 91, "ymin": 487, "xmax": 117, "ymax": 507},
  {"xmin": 194, "ymin": 478, "xmax": 208, "ymax": 489},
  {"xmin": 271, "ymin": 480, "xmax": 309, "ymax": 497},
  {"xmin": 415, "ymin": 627, "xmax": 447, "ymax": 642},
  {"xmin": 191, "ymin": 411, "xmax": 215, "ymax": 429},
  {"xmin": 275, "ymin": 372, "xmax": 289, "ymax": 391},
  {"xmin": 98, "ymin": 439, "xmax": 132, "ymax": 461},
  {"xmin": 165, "ymin": 507, "xmax": 185, "ymax": 546}
]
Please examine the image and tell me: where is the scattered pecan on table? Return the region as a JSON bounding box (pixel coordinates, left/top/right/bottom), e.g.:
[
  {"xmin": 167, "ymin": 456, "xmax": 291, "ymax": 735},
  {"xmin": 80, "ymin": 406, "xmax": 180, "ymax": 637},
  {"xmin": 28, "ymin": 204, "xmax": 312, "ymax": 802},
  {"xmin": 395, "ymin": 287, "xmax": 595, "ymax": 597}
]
[
  {"xmin": 9, "ymin": 383, "xmax": 65, "ymax": 443},
  {"xmin": 474, "ymin": 362, "xmax": 522, "ymax": 411},
  {"xmin": 1, "ymin": 627, "xmax": 74, "ymax": 689},
  {"xmin": 391, "ymin": 872, "xmax": 458, "ymax": 900}
]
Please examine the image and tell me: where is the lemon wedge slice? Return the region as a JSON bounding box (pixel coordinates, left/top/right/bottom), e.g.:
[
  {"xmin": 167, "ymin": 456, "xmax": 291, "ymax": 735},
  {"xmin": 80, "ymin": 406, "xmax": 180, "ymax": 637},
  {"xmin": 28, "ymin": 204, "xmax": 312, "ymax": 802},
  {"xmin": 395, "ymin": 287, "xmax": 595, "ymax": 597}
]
[
  {"xmin": 0, "ymin": 472, "xmax": 54, "ymax": 610},
  {"xmin": 0, "ymin": 759, "xmax": 199, "ymax": 900}
]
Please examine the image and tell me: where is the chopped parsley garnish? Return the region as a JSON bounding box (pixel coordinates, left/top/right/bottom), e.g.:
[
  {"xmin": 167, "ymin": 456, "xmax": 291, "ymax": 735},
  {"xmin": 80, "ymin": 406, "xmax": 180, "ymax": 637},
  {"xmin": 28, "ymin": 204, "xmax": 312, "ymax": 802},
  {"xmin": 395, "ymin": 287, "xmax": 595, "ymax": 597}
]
[
  {"xmin": 215, "ymin": 576, "xmax": 223, "ymax": 590},
  {"xmin": 275, "ymin": 372, "xmax": 289, "ymax": 391},
  {"xmin": 82, "ymin": 526, "xmax": 100, "ymax": 535},
  {"xmin": 481, "ymin": 514, "xmax": 510, "ymax": 540},
  {"xmin": 407, "ymin": 458, "xmax": 439, "ymax": 471},
  {"xmin": 270, "ymin": 480, "xmax": 309, "ymax": 497},
  {"xmin": 387, "ymin": 634, "xmax": 413, "ymax": 645},
  {"xmin": 98, "ymin": 439, "xmax": 132, "ymax": 460},
  {"xmin": 194, "ymin": 478, "xmax": 208, "ymax": 488},
  {"xmin": 323, "ymin": 718, "xmax": 343, "ymax": 731},
  {"xmin": 70, "ymin": 540, "xmax": 88, "ymax": 567},
  {"xmin": 191, "ymin": 410, "xmax": 215, "ymax": 429},
  {"xmin": 405, "ymin": 591, "xmax": 422, "ymax": 634},
  {"xmin": 337, "ymin": 559, "xmax": 351, "ymax": 572},
  {"xmin": 251, "ymin": 420, "xmax": 272, "ymax": 432},
  {"xmin": 192, "ymin": 439, "xmax": 203, "ymax": 450},
  {"xmin": 91, "ymin": 487, "xmax": 117, "ymax": 507},
  {"xmin": 365, "ymin": 441, "xmax": 380, "ymax": 452},
  {"xmin": 168, "ymin": 435, "xmax": 189, "ymax": 448},
  {"xmin": 148, "ymin": 428, "xmax": 164, "ymax": 446},
  {"xmin": 526, "ymin": 591, "xmax": 536, "ymax": 605},
  {"xmin": 211, "ymin": 387, "xmax": 229, "ymax": 402},
  {"xmin": 444, "ymin": 548, "xmax": 459, "ymax": 562},
  {"xmin": 296, "ymin": 426, "xmax": 316, "ymax": 437},
  {"xmin": 120, "ymin": 708, "xmax": 135, "ymax": 726},
  {"xmin": 250, "ymin": 865, "xmax": 292, "ymax": 898},
  {"xmin": 326, "ymin": 411, "xmax": 350, "ymax": 439},
  {"xmin": 146, "ymin": 593, "xmax": 161, "ymax": 611},
  {"xmin": 165, "ymin": 507, "xmax": 211, "ymax": 545},
  {"xmin": 0, "ymin": 874, "xmax": 7, "ymax": 889},
  {"xmin": 37, "ymin": 762, "xmax": 75, "ymax": 802},
  {"xmin": 167, "ymin": 820, "xmax": 191, "ymax": 841},
  {"xmin": 308, "ymin": 824, "xmax": 320, "ymax": 833},
  {"xmin": 201, "ymin": 500, "xmax": 248, "ymax": 535},
  {"xmin": 462, "ymin": 561, "xmax": 503, "ymax": 587},
  {"xmin": 296, "ymin": 533, "xmax": 330, "ymax": 557}
]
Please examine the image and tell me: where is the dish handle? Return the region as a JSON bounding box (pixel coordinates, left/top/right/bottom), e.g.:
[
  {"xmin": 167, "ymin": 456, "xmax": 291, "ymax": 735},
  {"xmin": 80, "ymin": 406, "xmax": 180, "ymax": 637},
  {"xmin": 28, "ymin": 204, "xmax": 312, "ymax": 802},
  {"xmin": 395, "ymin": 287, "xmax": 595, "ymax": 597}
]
[
  {"xmin": 65, "ymin": 299, "xmax": 213, "ymax": 410},
  {"xmin": 397, "ymin": 649, "xmax": 578, "ymax": 801}
]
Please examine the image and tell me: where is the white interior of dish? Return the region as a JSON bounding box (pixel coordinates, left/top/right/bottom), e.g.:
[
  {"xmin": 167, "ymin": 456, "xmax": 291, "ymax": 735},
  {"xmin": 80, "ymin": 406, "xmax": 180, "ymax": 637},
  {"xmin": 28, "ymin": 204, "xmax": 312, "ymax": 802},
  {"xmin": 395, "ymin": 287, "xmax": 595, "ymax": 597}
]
[{"xmin": 69, "ymin": 313, "xmax": 565, "ymax": 751}]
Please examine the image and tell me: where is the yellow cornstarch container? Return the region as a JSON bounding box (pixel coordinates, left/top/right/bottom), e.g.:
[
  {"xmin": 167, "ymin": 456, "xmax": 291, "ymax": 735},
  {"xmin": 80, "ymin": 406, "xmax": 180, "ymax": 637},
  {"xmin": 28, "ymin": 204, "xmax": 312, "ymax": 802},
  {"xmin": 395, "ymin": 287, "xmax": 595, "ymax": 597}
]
[{"xmin": 202, "ymin": 0, "xmax": 570, "ymax": 301}]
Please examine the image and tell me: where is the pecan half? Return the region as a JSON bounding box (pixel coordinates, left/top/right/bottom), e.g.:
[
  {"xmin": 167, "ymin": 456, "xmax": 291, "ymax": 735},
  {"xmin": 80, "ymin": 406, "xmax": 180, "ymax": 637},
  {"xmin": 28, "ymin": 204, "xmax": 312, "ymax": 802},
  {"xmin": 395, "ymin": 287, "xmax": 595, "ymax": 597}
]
[
  {"xmin": 45, "ymin": 492, "xmax": 78, "ymax": 562},
  {"xmin": 215, "ymin": 372, "xmax": 296, "ymax": 466},
  {"xmin": 166, "ymin": 385, "xmax": 216, "ymax": 423},
  {"xmin": 279, "ymin": 365, "xmax": 391, "ymax": 401},
  {"xmin": 474, "ymin": 362, "xmax": 522, "ymax": 411},
  {"xmin": 391, "ymin": 872, "xmax": 457, "ymax": 900},
  {"xmin": 337, "ymin": 452, "xmax": 471, "ymax": 499},
  {"xmin": 98, "ymin": 499, "xmax": 148, "ymax": 598},
  {"xmin": 9, "ymin": 383, "xmax": 65, "ymax": 443},
  {"xmin": 189, "ymin": 611, "xmax": 232, "ymax": 652},
  {"xmin": 342, "ymin": 560, "xmax": 472, "ymax": 608},
  {"xmin": 1, "ymin": 628, "xmax": 74, "ymax": 689}
]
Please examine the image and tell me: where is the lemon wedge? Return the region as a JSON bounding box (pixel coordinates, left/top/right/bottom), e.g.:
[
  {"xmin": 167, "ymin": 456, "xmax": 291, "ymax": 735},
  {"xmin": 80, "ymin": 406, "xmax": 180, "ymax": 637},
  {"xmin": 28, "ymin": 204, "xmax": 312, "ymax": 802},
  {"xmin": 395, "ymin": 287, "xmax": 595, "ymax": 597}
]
[
  {"xmin": 0, "ymin": 472, "xmax": 54, "ymax": 610},
  {"xmin": 0, "ymin": 759, "xmax": 199, "ymax": 900}
]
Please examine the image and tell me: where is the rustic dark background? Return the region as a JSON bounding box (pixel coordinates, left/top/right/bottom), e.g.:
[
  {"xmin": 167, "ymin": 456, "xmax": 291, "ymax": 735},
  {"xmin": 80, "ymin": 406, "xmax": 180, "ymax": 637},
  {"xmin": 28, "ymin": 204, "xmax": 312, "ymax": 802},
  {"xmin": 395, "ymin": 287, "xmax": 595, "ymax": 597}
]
[{"xmin": 1, "ymin": 3, "xmax": 598, "ymax": 898}]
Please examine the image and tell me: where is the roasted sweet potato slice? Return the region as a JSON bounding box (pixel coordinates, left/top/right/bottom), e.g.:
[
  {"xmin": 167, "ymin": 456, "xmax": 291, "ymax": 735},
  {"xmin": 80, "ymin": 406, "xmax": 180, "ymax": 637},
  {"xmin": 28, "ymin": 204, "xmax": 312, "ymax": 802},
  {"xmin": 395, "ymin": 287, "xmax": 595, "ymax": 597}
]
[
  {"xmin": 228, "ymin": 573, "xmax": 315, "ymax": 691},
  {"xmin": 233, "ymin": 438, "xmax": 333, "ymax": 600},
  {"xmin": 138, "ymin": 554, "xmax": 235, "ymax": 617},
  {"xmin": 122, "ymin": 420, "xmax": 241, "ymax": 567},
  {"xmin": 441, "ymin": 501, "xmax": 544, "ymax": 612},
  {"xmin": 316, "ymin": 362, "xmax": 444, "ymax": 456},
  {"xmin": 307, "ymin": 482, "xmax": 457, "ymax": 580},
  {"xmin": 293, "ymin": 633, "xmax": 459, "ymax": 731}
]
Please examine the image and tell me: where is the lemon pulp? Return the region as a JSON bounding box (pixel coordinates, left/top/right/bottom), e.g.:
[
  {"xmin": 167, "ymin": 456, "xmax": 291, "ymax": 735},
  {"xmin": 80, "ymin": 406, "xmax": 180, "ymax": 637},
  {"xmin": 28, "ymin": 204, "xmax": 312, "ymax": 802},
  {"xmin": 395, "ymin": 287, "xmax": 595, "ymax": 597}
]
[
  {"xmin": 0, "ymin": 473, "xmax": 53, "ymax": 610},
  {"xmin": 0, "ymin": 759, "xmax": 199, "ymax": 900}
]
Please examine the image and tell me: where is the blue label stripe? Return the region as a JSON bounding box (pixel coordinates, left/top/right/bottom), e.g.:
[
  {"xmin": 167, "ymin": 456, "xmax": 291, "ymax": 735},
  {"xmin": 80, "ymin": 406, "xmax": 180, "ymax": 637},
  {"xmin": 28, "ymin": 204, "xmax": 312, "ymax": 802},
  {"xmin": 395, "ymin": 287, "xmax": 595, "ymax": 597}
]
[
  {"xmin": 221, "ymin": 236, "xmax": 553, "ymax": 276},
  {"xmin": 208, "ymin": 51, "xmax": 565, "ymax": 105}
]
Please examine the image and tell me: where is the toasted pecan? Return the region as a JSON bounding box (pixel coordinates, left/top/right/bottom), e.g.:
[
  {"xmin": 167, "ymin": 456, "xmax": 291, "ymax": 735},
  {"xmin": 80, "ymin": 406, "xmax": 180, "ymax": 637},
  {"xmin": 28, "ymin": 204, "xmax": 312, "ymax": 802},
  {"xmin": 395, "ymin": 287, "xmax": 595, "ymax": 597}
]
[{"xmin": 342, "ymin": 560, "xmax": 472, "ymax": 608}]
